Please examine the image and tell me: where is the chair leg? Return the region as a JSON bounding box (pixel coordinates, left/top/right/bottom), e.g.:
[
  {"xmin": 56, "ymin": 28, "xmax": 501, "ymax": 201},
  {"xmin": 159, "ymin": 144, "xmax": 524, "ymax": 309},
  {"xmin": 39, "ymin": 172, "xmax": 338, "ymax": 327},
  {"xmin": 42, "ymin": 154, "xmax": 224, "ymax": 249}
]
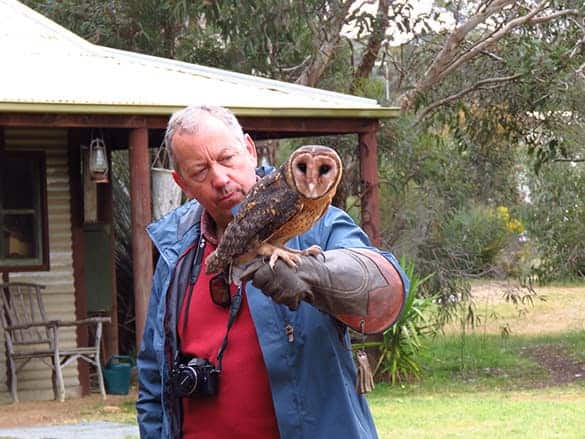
[
  {"xmin": 94, "ymin": 322, "xmax": 107, "ymax": 399},
  {"xmin": 52, "ymin": 352, "xmax": 66, "ymax": 402},
  {"xmin": 55, "ymin": 365, "xmax": 66, "ymax": 402},
  {"xmin": 48, "ymin": 326, "xmax": 66, "ymax": 402},
  {"xmin": 95, "ymin": 356, "xmax": 107, "ymax": 399},
  {"xmin": 8, "ymin": 356, "xmax": 18, "ymax": 403}
]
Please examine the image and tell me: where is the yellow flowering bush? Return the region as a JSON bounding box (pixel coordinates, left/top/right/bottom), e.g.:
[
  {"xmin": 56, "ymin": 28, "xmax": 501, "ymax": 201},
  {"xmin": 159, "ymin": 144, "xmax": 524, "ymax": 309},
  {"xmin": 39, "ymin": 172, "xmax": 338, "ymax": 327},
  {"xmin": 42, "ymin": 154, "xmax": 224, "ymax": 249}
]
[{"xmin": 496, "ymin": 206, "xmax": 525, "ymax": 235}]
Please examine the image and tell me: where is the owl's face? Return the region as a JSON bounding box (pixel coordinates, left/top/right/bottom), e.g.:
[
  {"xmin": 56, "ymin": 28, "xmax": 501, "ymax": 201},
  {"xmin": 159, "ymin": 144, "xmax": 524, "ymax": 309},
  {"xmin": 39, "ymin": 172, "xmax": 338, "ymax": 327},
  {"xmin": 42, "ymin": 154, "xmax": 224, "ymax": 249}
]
[{"xmin": 288, "ymin": 145, "xmax": 342, "ymax": 199}]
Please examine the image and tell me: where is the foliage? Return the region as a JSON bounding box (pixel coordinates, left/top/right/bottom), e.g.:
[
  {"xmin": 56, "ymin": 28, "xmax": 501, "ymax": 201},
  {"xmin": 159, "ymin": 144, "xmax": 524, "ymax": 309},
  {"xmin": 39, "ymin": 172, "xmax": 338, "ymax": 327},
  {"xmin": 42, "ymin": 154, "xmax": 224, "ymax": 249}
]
[
  {"xmin": 522, "ymin": 159, "xmax": 585, "ymax": 281},
  {"xmin": 111, "ymin": 150, "xmax": 136, "ymax": 354},
  {"xmin": 373, "ymin": 1, "xmax": 585, "ymax": 294},
  {"xmin": 413, "ymin": 2, "xmax": 585, "ymax": 177},
  {"xmin": 23, "ymin": 0, "xmax": 312, "ymax": 76},
  {"xmin": 376, "ymin": 114, "xmax": 526, "ymax": 310},
  {"xmin": 378, "ymin": 112, "xmax": 523, "ymax": 244},
  {"xmin": 439, "ymin": 204, "xmax": 524, "ymax": 276},
  {"xmin": 362, "ymin": 258, "xmax": 438, "ymax": 384},
  {"xmin": 183, "ymin": 0, "xmax": 316, "ymax": 81},
  {"xmin": 396, "ymin": 1, "xmax": 585, "ymax": 117}
]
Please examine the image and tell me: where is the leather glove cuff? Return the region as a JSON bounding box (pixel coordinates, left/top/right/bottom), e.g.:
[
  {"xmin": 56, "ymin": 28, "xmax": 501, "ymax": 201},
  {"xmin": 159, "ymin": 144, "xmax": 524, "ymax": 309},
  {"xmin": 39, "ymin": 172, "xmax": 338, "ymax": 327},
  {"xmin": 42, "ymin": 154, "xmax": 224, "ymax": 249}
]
[{"xmin": 334, "ymin": 248, "xmax": 406, "ymax": 334}]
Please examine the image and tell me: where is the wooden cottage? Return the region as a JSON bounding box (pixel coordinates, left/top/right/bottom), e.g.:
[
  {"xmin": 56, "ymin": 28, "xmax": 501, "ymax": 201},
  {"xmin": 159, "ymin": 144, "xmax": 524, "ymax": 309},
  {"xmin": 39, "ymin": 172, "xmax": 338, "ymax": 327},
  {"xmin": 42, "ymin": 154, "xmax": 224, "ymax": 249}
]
[{"xmin": 0, "ymin": 0, "xmax": 398, "ymax": 402}]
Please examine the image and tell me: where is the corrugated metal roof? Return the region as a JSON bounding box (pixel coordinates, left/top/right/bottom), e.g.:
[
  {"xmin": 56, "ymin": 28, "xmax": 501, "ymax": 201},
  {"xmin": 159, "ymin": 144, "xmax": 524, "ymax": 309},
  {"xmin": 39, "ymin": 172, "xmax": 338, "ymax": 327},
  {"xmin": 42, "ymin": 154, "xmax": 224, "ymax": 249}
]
[{"xmin": 0, "ymin": 0, "xmax": 399, "ymax": 118}]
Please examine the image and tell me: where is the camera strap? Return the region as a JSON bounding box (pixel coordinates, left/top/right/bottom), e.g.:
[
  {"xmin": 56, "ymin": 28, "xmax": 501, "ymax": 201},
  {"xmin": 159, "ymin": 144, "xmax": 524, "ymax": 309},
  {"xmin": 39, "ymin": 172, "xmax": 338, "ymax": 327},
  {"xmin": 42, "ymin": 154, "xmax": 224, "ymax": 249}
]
[
  {"xmin": 180, "ymin": 235, "xmax": 207, "ymax": 337},
  {"xmin": 179, "ymin": 233, "xmax": 243, "ymax": 372},
  {"xmin": 215, "ymin": 285, "xmax": 242, "ymax": 372}
]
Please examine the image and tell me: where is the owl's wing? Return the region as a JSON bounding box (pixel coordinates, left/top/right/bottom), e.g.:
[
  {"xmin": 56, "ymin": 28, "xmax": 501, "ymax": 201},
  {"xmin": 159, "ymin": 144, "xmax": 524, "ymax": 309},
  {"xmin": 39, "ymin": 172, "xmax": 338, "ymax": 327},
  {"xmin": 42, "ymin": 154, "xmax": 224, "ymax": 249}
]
[{"xmin": 218, "ymin": 168, "xmax": 303, "ymax": 259}]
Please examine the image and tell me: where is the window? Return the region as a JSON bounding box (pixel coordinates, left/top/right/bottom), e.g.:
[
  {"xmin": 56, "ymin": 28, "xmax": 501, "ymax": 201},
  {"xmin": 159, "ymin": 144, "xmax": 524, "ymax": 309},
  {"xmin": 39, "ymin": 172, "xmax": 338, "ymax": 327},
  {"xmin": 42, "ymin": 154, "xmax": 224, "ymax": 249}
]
[{"xmin": 0, "ymin": 151, "xmax": 49, "ymax": 271}]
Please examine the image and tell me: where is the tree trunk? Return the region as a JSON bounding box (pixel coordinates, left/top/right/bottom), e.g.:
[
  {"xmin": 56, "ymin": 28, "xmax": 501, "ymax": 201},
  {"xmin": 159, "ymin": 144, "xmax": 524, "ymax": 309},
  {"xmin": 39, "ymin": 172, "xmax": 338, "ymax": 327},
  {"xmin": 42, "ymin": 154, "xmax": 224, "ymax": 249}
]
[
  {"xmin": 349, "ymin": 0, "xmax": 390, "ymax": 94},
  {"xmin": 295, "ymin": 0, "xmax": 354, "ymax": 87}
]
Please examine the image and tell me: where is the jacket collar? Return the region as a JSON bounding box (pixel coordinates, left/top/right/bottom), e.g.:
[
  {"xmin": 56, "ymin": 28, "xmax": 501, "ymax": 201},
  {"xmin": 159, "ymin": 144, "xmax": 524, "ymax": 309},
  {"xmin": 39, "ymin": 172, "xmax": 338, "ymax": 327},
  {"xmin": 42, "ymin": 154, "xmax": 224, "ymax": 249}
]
[{"xmin": 146, "ymin": 199, "xmax": 202, "ymax": 266}]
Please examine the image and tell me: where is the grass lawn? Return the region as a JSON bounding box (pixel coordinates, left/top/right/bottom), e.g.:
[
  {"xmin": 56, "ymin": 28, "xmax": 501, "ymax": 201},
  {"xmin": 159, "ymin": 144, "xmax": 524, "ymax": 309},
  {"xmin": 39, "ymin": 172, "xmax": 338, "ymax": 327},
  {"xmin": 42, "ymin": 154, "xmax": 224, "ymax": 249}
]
[
  {"xmin": 368, "ymin": 281, "xmax": 585, "ymax": 438},
  {"xmin": 370, "ymin": 384, "xmax": 585, "ymax": 438}
]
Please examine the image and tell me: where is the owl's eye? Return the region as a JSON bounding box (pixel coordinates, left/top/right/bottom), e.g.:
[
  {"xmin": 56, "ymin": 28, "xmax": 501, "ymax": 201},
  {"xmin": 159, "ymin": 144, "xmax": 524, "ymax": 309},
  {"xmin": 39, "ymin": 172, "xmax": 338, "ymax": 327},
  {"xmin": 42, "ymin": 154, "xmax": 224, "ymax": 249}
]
[
  {"xmin": 297, "ymin": 163, "xmax": 307, "ymax": 174},
  {"xmin": 319, "ymin": 164, "xmax": 330, "ymax": 175}
]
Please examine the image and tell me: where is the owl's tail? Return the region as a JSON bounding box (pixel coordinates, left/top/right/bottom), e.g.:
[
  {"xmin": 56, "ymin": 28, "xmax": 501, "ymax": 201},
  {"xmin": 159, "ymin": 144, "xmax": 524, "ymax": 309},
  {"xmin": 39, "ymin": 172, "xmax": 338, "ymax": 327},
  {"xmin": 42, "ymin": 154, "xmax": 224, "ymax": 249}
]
[{"xmin": 205, "ymin": 250, "xmax": 224, "ymax": 274}]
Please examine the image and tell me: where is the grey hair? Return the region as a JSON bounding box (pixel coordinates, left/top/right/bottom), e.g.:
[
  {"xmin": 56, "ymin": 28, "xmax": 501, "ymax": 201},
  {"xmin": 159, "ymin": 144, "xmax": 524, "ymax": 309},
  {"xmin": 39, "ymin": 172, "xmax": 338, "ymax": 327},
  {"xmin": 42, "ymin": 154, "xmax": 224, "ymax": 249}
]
[{"xmin": 164, "ymin": 105, "xmax": 245, "ymax": 169}]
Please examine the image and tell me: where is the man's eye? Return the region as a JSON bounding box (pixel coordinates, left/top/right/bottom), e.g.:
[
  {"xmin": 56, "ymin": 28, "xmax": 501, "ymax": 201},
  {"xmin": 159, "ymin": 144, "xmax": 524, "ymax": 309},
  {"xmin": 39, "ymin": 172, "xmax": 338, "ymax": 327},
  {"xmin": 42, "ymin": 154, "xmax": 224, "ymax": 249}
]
[
  {"xmin": 191, "ymin": 168, "xmax": 207, "ymax": 180},
  {"xmin": 220, "ymin": 154, "xmax": 235, "ymax": 164}
]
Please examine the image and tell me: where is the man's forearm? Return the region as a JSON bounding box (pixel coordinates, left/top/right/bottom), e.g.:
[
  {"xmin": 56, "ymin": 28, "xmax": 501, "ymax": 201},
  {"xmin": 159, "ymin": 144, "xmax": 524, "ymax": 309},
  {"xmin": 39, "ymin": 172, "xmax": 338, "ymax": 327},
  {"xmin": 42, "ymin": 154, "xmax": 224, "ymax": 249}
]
[{"xmin": 243, "ymin": 248, "xmax": 407, "ymax": 334}]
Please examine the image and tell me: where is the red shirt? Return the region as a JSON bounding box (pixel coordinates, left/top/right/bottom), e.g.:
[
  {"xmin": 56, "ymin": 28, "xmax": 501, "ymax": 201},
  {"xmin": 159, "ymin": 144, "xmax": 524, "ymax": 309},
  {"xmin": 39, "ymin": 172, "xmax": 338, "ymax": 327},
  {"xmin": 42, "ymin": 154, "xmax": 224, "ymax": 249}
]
[{"xmin": 177, "ymin": 239, "xmax": 280, "ymax": 439}]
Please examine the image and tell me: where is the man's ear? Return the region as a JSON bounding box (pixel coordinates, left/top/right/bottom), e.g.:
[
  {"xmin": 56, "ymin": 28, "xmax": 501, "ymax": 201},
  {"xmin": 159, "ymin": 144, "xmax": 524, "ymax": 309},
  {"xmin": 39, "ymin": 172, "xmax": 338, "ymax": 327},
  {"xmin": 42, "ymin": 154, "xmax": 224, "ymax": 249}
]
[
  {"xmin": 243, "ymin": 133, "xmax": 258, "ymax": 166},
  {"xmin": 172, "ymin": 170, "xmax": 188, "ymax": 195}
]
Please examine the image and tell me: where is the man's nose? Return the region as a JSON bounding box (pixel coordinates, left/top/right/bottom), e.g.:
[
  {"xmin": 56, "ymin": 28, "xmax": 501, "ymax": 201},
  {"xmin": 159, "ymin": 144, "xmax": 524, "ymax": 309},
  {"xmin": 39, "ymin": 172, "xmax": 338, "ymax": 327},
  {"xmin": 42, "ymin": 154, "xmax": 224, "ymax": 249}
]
[{"xmin": 209, "ymin": 164, "xmax": 230, "ymax": 189}]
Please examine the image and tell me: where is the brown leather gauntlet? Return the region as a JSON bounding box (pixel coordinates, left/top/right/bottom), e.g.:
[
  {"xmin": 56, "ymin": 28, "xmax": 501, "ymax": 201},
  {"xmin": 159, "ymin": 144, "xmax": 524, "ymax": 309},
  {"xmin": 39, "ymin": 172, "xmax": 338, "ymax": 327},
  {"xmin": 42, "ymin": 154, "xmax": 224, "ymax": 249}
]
[{"xmin": 240, "ymin": 248, "xmax": 406, "ymax": 334}]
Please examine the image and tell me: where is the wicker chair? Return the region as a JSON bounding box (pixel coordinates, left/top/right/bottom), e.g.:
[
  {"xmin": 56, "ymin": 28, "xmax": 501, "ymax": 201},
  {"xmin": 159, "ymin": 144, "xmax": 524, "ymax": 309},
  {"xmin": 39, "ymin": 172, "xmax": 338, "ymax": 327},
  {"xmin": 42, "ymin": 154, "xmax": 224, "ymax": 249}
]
[{"xmin": 0, "ymin": 282, "xmax": 110, "ymax": 402}]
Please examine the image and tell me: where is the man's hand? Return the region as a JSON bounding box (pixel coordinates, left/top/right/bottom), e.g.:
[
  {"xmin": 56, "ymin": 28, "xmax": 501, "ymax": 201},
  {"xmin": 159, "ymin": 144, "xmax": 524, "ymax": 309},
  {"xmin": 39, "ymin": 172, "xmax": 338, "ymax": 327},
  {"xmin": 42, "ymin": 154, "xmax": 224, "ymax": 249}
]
[
  {"xmin": 240, "ymin": 257, "xmax": 316, "ymax": 310},
  {"xmin": 240, "ymin": 249, "xmax": 373, "ymax": 315}
]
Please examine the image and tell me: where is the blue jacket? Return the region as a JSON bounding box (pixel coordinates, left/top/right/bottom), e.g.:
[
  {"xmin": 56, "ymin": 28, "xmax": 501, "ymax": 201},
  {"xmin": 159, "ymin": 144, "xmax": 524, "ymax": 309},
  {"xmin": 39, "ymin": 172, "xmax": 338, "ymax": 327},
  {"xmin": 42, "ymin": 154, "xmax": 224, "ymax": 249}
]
[{"xmin": 137, "ymin": 198, "xmax": 409, "ymax": 438}]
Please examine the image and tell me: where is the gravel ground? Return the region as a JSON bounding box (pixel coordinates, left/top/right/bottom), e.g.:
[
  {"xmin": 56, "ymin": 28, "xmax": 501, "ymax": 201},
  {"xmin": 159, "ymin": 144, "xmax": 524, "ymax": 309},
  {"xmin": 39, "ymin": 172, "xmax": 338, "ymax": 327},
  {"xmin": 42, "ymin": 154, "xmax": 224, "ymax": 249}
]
[{"xmin": 0, "ymin": 421, "xmax": 138, "ymax": 439}]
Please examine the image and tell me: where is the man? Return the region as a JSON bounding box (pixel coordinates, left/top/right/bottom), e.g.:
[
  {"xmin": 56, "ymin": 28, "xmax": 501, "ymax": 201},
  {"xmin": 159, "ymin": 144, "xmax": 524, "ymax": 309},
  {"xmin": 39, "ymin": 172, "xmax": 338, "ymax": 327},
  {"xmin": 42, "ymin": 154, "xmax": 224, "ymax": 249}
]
[{"xmin": 136, "ymin": 105, "xmax": 409, "ymax": 438}]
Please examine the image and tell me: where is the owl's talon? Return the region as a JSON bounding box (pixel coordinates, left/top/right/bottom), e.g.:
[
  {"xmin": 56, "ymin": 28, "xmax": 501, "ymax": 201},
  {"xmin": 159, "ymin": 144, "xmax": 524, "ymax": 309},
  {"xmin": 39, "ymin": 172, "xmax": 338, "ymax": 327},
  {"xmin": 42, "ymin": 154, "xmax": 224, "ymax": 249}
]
[
  {"xmin": 268, "ymin": 248, "xmax": 301, "ymax": 270},
  {"xmin": 301, "ymin": 245, "xmax": 324, "ymax": 260}
]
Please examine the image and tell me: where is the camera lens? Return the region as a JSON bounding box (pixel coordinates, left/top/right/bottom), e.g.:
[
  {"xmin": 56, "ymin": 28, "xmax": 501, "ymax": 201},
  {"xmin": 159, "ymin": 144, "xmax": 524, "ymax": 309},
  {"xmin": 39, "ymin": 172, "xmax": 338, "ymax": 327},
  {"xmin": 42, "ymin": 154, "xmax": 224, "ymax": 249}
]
[{"xmin": 177, "ymin": 367, "xmax": 198, "ymax": 396}]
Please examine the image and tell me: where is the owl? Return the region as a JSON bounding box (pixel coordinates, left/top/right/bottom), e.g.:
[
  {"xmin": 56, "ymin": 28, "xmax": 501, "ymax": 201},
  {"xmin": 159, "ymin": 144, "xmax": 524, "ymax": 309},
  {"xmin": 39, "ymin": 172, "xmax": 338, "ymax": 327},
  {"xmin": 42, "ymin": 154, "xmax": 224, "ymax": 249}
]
[{"xmin": 205, "ymin": 145, "xmax": 343, "ymax": 275}]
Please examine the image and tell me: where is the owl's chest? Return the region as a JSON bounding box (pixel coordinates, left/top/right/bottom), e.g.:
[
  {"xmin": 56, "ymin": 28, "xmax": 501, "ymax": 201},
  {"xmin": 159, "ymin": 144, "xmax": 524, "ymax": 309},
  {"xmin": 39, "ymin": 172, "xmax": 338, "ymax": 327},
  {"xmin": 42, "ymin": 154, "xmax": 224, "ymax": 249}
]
[{"xmin": 268, "ymin": 196, "xmax": 330, "ymax": 243}]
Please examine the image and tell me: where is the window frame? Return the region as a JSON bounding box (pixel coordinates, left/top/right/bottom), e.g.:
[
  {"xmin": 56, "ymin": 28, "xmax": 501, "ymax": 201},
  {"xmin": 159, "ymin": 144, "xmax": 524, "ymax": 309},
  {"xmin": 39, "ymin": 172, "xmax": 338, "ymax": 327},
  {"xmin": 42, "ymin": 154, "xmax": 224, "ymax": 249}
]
[{"xmin": 0, "ymin": 150, "xmax": 50, "ymax": 272}]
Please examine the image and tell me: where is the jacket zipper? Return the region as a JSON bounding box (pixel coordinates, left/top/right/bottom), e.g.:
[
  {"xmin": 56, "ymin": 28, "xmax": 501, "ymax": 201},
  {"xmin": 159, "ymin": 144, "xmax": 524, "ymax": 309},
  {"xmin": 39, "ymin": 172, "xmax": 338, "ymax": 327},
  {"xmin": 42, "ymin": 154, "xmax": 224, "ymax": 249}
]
[{"xmin": 285, "ymin": 322, "xmax": 295, "ymax": 343}]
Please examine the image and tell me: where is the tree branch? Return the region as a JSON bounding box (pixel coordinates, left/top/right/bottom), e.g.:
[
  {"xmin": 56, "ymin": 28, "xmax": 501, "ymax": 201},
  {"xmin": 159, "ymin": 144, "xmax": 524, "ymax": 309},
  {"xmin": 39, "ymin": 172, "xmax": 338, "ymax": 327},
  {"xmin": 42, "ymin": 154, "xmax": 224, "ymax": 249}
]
[
  {"xmin": 527, "ymin": 9, "xmax": 581, "ymax": 25},
  {"xmin": 577, "ymin": 62, "xmax": 585, "ymax": 80},
  {"xmin": 399, "ymin": 0, "xmax": 568, "ymax": 112},
  {"xmin": 553, "ymin": 157, "xmax": 584, "ymax": 162},
  {"xmin": 435, "ymin": 2, "xmax": 547, "ymax": 88},
  {"xmin": 568, "ymin": 16, "xmax": 585, "ymax": 59},
  {"xmin": 295, "ymin": 0, "xmax": 354, "ymax": 86},
  {"xmin": 299, "ymin": 0, "xmax": 319, "ymax": 37},
  {"xmin": 480, "ymin": 49, "xmax": 505, "ymax": 63},
  {"xmin": 400, "ymin": 0, "xmax": 516, "ymax": 110},
  {"xmin": 414, "ymin": 73, "xmax": 524, "ymax": 124},
  {"xmin": 278, "ymin": 55, "xmax": 312, "ymax": 74}
]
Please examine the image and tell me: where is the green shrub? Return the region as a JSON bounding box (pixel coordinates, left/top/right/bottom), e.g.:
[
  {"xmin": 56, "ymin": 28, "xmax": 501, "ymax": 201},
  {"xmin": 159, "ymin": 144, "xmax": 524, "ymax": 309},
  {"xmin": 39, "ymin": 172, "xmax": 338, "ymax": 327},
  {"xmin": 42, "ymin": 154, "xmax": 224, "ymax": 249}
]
[
  {"xmin": 439, "ymin": 204, "xmax": 522, "ymax": 276},
  {"xmin": 523, "ymin": 161, "xmax": 585, "ymax": 281},
  {"xmin": 363, "ymin": 258, "xmax": 438, "ymax": 384}
]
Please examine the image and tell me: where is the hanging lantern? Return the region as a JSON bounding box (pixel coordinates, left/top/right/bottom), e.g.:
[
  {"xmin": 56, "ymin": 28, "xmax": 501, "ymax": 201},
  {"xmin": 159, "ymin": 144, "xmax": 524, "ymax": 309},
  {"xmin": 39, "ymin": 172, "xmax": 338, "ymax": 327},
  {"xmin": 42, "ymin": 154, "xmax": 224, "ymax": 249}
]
[{"xmin": 89, "ymin": 138, "xmax": 109, "ymax": 183}]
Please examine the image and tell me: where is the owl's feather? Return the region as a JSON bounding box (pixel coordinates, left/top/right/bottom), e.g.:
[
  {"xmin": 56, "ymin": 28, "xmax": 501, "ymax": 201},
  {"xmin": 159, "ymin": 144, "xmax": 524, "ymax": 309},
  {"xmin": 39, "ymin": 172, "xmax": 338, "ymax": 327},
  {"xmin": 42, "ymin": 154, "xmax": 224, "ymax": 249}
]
[{"xmin": 205, "ymin": 165, "xmax": 303, "ymax": 274}]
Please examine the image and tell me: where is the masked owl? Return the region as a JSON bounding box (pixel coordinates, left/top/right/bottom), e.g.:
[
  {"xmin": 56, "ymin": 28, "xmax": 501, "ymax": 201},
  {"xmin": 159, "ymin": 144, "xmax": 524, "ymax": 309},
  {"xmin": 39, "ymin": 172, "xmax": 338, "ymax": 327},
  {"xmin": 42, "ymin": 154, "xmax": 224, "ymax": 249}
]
[{"xmin": 205, "ymin": 144, "xmax": 343, "ymax": 275}]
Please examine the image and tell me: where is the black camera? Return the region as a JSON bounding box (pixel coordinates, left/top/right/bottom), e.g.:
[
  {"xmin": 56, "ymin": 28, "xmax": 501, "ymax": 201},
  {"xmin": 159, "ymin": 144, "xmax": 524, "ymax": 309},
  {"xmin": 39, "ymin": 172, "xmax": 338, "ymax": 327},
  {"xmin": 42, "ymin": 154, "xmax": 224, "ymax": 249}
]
[{"xmin": 169, "ymin": 357, "xmax": 219, "ymax": 398}]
